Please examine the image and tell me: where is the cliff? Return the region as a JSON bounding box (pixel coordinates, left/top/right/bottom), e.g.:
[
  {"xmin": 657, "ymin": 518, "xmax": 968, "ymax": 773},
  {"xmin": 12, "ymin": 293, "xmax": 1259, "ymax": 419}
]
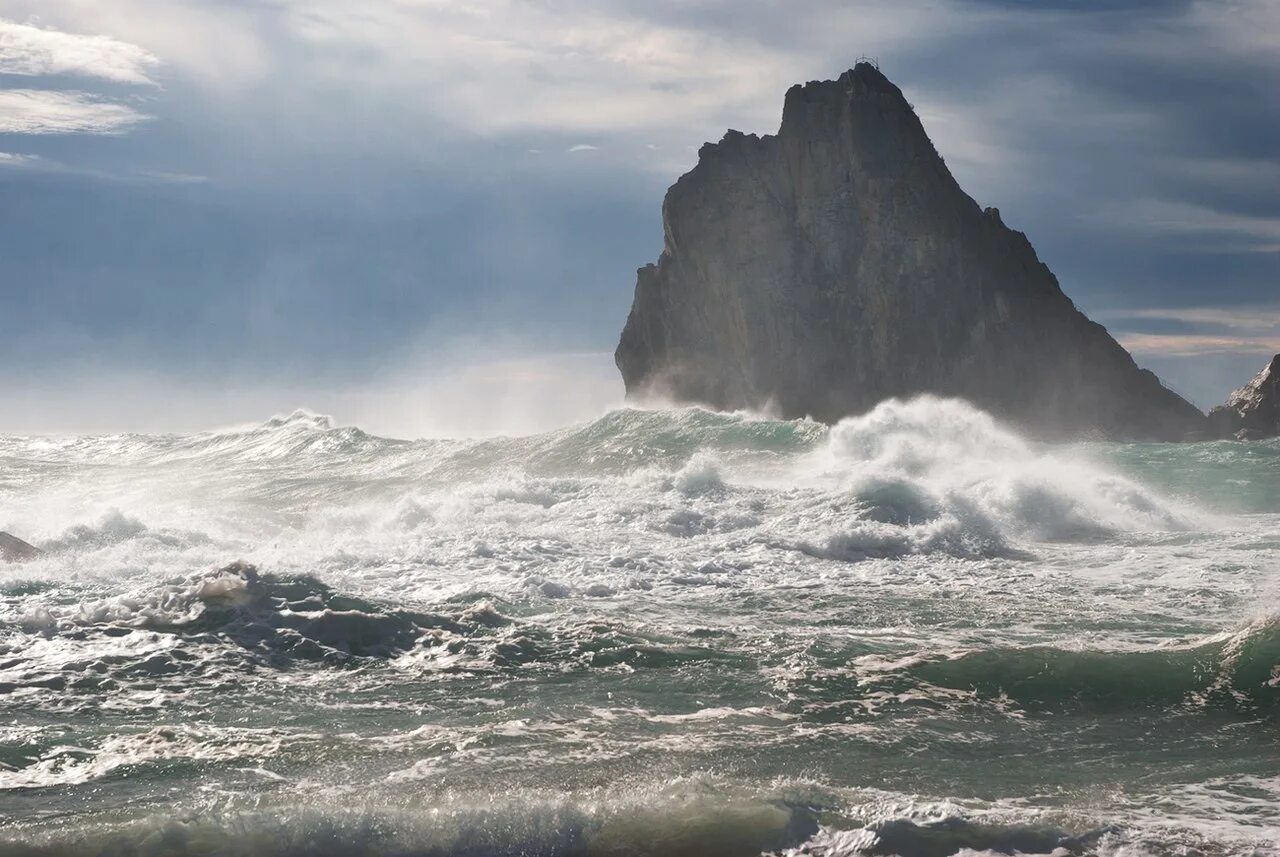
[
  {"xmin": 1208, "ymin": 354, "xmax": 1280, "ymax": 440},
  {"xmin": 615, "ymin": 64, "xmax": 1207, "ymax": 441}
]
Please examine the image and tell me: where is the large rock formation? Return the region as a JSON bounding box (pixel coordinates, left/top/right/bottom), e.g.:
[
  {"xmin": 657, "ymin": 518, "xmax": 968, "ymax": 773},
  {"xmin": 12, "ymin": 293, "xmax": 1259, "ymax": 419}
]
[
  {"xmin": 1208, "ymin": 354, "xmax": 1280, "ymax": 440},
  {"xmin": 615, "ymin": 64, "xmax": 1207, "ymax": 441}
]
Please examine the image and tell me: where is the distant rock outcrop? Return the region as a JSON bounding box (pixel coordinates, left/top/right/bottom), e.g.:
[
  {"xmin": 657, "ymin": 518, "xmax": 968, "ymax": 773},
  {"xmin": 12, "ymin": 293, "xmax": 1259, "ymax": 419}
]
[
  {"xmin": 1208, "ymin": 354, "xmax": 1280, "ymax": 440},
  {"xmin": 0, "ymin": 532, "xmax": 42, "ymax": 563},
  {"xmin": 615, "ymin": 63, "xmax": 1207, "ymax": 441}
]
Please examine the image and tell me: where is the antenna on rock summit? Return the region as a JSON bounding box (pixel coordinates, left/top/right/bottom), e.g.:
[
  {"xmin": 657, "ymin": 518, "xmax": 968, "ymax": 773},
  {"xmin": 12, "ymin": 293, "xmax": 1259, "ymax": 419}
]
[{"xmin": 855, "ymin": 55, "xmax": 880, "ymax": 70}]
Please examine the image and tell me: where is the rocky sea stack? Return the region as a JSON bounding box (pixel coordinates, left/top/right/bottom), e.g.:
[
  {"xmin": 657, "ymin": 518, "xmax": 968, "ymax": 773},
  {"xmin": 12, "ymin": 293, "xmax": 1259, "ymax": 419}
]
[
  {"xmin": 1208, "ymin": 354, "xmax": 1280, "ymax": 440},
  {"xmin": 616, "ymin": 63, "xmax": 1207, "ymax": 441}
]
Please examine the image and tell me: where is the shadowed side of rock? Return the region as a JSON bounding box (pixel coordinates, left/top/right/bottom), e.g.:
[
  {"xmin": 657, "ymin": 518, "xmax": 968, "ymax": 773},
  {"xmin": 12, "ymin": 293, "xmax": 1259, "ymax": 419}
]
[
  {"xmin": 1208, "ymin": 354, "xmax": 1280, "ymax": 440},
  {"xmin": 615, "ymin": 64, "xmax": 1207, "ymax": 441}
]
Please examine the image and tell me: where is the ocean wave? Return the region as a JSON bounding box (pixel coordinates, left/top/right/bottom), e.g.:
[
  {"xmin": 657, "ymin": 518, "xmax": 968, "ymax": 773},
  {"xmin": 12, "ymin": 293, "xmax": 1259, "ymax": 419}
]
[
  {"xmin": 0, "ymin": 790, "xmax": 1127, "ymax": 857},
  {"xmin": 152, "ymin": 410, "xmax": 406, "ymax": 464},
  {"xmin": 37, "ymin": 510, "xmax": 212, "ymax": 553},
  {"xmin": 5, "ymin": 563, "xmax": 743, "ymax": 680},
  {"xmin": 0, "ymin": 724, "xmax": 300, "ymax": 791},
  {"xmin": 876, "ymin": 614, "xmax": 1280, "ymax": 715},
  {"xmin": 769, "ymin": 397, "xmax": 1200, "ymax": 561},
  {"xmin": 0, "ymin": 400, "xmax": 1225, "ymax": 563},
  {"xmin": 826, "ymin": 397, "xmax": 1195, "ymax": 539}
]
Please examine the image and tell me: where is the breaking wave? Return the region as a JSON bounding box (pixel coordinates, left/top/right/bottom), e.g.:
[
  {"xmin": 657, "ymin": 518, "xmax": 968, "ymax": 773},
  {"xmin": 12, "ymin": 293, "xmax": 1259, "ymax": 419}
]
[
  {"xmin": 4, "ymin": 563, "xmax": 740, "ymax": 685},
  {"xmin": 0, "ymin": 788, "xmax": 1129, "ymax": 857},
  {"xmin": 826, "ymin": 397, "xmax": 1193, "ymax": 537},
  {"xmin": 860, "ymin": 614, "xmax": 1280, "ymax": 715}
]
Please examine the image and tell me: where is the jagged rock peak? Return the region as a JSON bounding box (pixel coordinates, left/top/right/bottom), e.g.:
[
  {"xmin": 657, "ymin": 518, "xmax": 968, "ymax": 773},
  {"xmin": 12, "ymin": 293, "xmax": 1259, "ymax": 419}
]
[
  {"xmin": 1208, "ymin": 354, "xmax": 1280, "ymax": 440},
  {"xmin": 615, "ymin": 65, "xmax": 1207, "ymax": 441},
  {"xmin": 782, "ymin": 63, "xmax": 904, "ymax": 114}
]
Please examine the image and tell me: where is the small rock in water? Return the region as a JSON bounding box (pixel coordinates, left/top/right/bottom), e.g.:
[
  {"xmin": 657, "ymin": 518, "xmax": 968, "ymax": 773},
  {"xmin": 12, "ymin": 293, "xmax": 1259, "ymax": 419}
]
[{"xmin": 0, "ymin": 532, "xmax": 42, "ymax": 563}]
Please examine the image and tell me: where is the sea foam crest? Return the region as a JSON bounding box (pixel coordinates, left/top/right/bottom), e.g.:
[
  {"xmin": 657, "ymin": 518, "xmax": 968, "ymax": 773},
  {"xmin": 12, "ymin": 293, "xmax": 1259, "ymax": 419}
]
[{"xmin": 804, "ymin": 397, "xmax": 1194, "ymax": 559}]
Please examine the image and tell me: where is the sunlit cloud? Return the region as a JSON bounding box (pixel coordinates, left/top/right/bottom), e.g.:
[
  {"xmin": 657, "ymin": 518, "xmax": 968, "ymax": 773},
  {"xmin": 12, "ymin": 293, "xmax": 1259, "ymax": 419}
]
[
  {"xmin": 1111, "ymin": 305, "xmax": 1280, "ymax": 360},
  {"xmin": 1118, "ymin": 333, "xmax": 1280, "ymax": 357},
  {"xmin": 0, "ymin": 17, "xmax": 159, "ymax": 84},
  {"xmin": 274, "ymin": 0, "xmax": 976, "ymax": 143},
  {"xmin": 0, "ymin": 150, "xmax": 42, "ymax": 165},
  {"xmin": 1108, "ymin": 306, "xmax": 1280, "ymax": 332},
  {"xmin": 0, "ymin": 17, "xmax": 157, "ymax": 138},
  {"xmin": 0, "ymin": 89, "xmax": 148, "ymax": 134}
]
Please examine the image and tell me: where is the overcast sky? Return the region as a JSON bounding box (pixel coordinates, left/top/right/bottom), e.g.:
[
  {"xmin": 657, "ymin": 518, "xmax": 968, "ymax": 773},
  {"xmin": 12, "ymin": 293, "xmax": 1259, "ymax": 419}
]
[{"xmin": 0, "ymin": 0, "xmax": 1276, "ymax": 436}]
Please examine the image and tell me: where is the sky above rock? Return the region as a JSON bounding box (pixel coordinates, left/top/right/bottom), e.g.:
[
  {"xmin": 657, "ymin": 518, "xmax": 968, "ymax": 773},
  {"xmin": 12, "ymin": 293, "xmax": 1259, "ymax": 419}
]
[{"xmin": 0, "ymin": 0, "xmax": 1276, "ymax": 435}]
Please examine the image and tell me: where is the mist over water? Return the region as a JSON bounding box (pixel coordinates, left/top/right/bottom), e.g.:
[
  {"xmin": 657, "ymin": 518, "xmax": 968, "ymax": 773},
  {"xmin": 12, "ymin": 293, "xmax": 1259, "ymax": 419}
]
[{"xmin": 1, "ymin": 397, "xmax": 1277, "ymax": 856}]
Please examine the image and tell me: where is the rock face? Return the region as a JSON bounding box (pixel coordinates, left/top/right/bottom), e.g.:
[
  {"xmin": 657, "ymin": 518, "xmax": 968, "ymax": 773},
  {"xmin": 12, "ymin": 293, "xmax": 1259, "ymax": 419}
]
[
  {"xmin": 615, "ymin": 64, "xmax": 1207, "ymax": 441},
  {"xmin": 0, "ymin": 532, "xmax": 42, "ymax": 563},
  {"xmin": 1208, "ymin": 354, "xmax": 1280, "ymax": 440}
]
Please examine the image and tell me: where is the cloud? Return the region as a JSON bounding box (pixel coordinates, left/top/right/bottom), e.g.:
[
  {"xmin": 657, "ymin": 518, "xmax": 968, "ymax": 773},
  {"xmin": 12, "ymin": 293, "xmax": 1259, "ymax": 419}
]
[
  {"xmin": 0, "ymin": 17, "xmax": 159, "ymax": 84},
  {"xmin": 0, "ymin": 152, "xmax": 213, "ymax": 184},
  {"xmin": 0, "ymin": 18, "xmax": 157, "ymax": 139},
  {"xmin": 135, "ymin": 169, "xmax": 208, "ymax": 184},
  {"xmin": 273, "ymin": 0, "xmax": 977, "ymax": 142},
  {"xmin": 1181, "ymin": 0, "xmax": 1279, "ymax": 60},
  {"xmin": 0, "ymin": 2, "xmax": 268, "ymax": 87},
  {"xmin": 567, "ymin": 144, "xmax": 599, "ymax": 152},
  {"xmin": 0, "ymin": 150, "xmax": 42, "ymax": 165},
  {"xmin": 1110, "ymin": 304, "xmax": 1280, "ymax": 358},
  {"xmin": 0, "ymin": 89, "xmax": 148, "ymax": 134},
  {"xmin": 1118, "ymin": 332, "xmax": 1280, "ymax": 357},
  {"xmin": 1115, "ymin": 199, "xmax": 1280, "ymax": 252},
  {"xmin": 1107, "ymin": 305, "xmax": 1280, "ymax": 331}
]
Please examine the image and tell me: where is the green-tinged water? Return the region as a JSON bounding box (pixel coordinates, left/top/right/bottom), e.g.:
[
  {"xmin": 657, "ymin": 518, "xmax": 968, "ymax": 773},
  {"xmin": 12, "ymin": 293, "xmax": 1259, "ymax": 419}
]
[{"xmin": 0, "ymin": 398, "xmax": 1276, "ymax": 856}]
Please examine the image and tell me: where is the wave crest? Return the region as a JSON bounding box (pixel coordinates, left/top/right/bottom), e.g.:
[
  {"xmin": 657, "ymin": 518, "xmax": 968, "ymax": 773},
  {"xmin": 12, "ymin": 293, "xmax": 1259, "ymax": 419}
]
[
  {"xmin": 879, "ymin": 614, "xmax": 1280, "ymax": 714},
  {"xmin": 808, "ymin": 397, "xmax": 1195, "ymax": 558}
]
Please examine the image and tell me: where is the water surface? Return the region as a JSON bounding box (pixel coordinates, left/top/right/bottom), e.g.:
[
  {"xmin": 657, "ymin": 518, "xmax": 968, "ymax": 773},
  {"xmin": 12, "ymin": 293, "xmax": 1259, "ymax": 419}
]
[{"xmin": 0, "ymin": 398, "xmax": 1276, "ymax": 855}]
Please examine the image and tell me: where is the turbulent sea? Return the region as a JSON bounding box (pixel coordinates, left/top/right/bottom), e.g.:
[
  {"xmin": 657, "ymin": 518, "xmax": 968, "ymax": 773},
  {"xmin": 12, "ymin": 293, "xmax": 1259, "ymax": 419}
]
[{"xmin": 1, "ymin": 397, "xmax": 1277, "ymax": 856}]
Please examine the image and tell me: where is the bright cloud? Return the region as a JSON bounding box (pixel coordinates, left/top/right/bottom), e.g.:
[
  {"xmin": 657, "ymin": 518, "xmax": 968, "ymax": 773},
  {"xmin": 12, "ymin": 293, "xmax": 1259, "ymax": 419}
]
[
  {"xmin": 1111, "ymin": 305, "xmax": 1280, "ymax": 358},
  {"xmin": 0, "ymin": 16, "xmax": 157, "ymax": 138},
  {"xmin": 1111, "ymin": 306, "xmax": 1280, "ymax": 332},
  {"xmin": 0, "ymin": 89, "xmax": 148, "ymax": 134},
  {"xmin": 1119, "ymin": 333, "xmax": 1280, "ymax": 357},
  {"xmin": 0, "ymin": 17, "xmax": 158, "ymax": 84},
  {"xmin": 275, "ymin": 0, "xmax": 973, "ymax": 141}
]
